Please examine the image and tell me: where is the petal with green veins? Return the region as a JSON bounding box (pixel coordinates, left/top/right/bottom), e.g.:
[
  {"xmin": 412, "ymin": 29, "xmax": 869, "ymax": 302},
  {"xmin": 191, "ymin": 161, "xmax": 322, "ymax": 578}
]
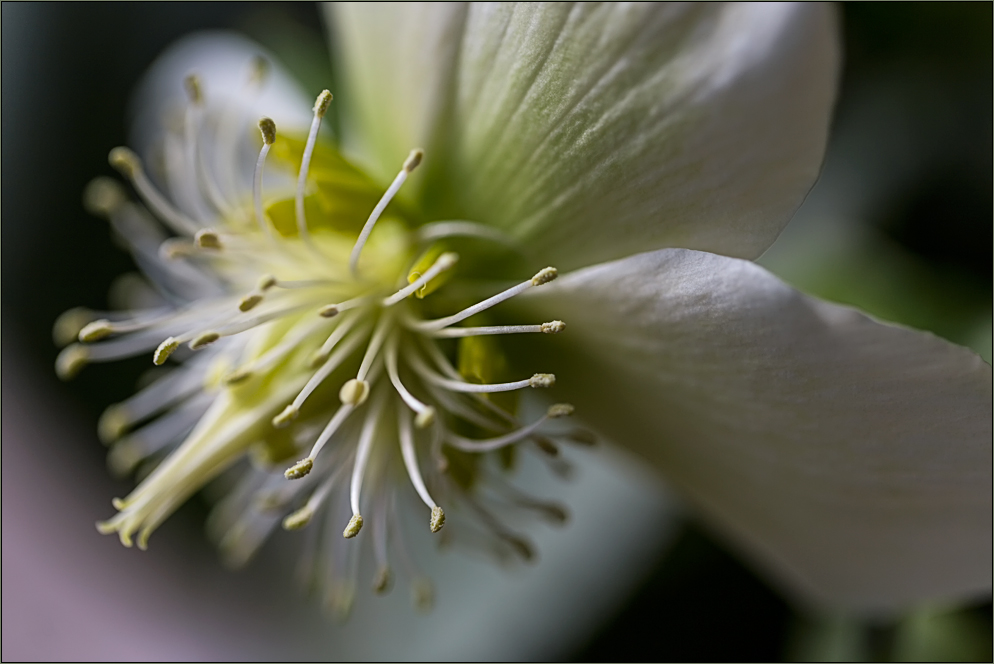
[{"xmin": 331, "ymin": 3, "xmax": 839, "ymax": 270}]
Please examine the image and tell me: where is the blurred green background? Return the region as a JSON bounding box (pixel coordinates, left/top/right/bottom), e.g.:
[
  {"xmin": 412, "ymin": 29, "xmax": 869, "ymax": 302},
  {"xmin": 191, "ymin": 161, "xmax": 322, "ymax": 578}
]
[{"xmin": 2, "ymin": 3, "xmax": 990, "ymax": 662}]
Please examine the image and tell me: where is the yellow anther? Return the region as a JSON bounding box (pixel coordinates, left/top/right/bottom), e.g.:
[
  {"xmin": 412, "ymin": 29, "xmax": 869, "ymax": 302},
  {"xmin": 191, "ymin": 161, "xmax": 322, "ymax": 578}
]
[
  {"xmin": 184, "ymin": 74, "xmax": 203, "ymax": 104},
  {"xmin": 153, "ymin": 337, "xmax": 179, "ymax": 365},
  {"xmin": 430, "ymin": 506, "xmax": 445, "ymax": 533},
  {"xmin": 339, "ymin": 379, "xmax": 369, "ymax": 406},
  {"xmin": 531, "ymin": 267, "xmax": 558, "ymax": 286},
  {"xmin": 403, "ymin": 148, "xmax": 424, "ymax": 173},
  {"xmin": 343, "ymin": 513, "xmax": 363, "ymax": 538},
  {"xmin": 414, "ymin": 407, "xmax": 436, "ymax": 429},
  {"xmin": 257, "ymin": 274, "xmax": 277, "ymax": 290},
  {"xmin": 529, "ymin": 373, "xmax": 556, "ymax": 388},
  {"xmin": 108, "ymin": 146, "xmax": 140, "ymax": 177},
  {"xmin": 223, "ymin": 368, "xmax": 253, "ymax": 386},
  {"xmin": 258, "ymin": 117, "xmax": 276, "ymax": 145},
  {"xmin": 541, "ymin": 320, "xmax": 566, "ymax": 334},
  {"xmin": 373, "ymin": 567, "xmax": 392, "ymax": 594},
  {"xmin": 284, "ymin": 457, "xmax": 313, "ymax": 480},
  {"xmin": 83, "ymin": 177, "xmax": 126, "ymax": 217},
  {"xmin": 239, "ymin": 293, "xmax": 263, "ymax": 312},
  {"xmin": 160, "ymin": 238, "xmax": 195, "ymax": 259},
  {"xmin": 53, "ymin": 307, "xmax": 96, "ymax": 347},
  {"xmin": 319, "ymin": 304, "xmax": 339, "ymax": 318},
  {"xmin": 78, "ymin": 319, "xmax": 114, "ymax": 342},
  {"xmin": 189, "ymin": 331, "xmax": 220, "ymax": 350},
  {"xmin": 547, "ymin": 403, "xmax": 574, "ymax": 418},
  {"xmin": 194, "ymin": 229, "xmax": 222, "ymax": 249},
  {"xmin": 55, "ymin": 344, "xmax": 89, "ymax": 380},
  {"xmin": 272, "ymin": 404, "xmax": 299, "ymax": 428},
  {"xmin": 313, "ymin": 90, "xmax": 333, "ymax": 117},
  {"xmin": 97, "ymin": 405, "xmax": 129, "ymax": 444},
  {"xmin": 282, "ymin": 506, "xmax": 314, "ymax": 530}
]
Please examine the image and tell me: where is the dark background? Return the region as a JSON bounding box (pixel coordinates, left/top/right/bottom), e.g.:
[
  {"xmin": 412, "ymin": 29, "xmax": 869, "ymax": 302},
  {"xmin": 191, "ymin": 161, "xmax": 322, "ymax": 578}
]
[{"xmin": 3, "ymin": 3, "xmax": 991, "ymax": 661}]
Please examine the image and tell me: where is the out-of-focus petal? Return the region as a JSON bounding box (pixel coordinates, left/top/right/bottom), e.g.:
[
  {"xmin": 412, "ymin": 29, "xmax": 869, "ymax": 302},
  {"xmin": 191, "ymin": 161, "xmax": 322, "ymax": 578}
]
[
  {"xmin": 522, "ymin": 248, "xmax": 992, "ymax": 610},
  {"xmin": 129, "ymin": 31, "xmax": 313, "ymax": 216},
  {"xmin": 330, "ymin": 3, "xmax": 839, "ymax": 269}
]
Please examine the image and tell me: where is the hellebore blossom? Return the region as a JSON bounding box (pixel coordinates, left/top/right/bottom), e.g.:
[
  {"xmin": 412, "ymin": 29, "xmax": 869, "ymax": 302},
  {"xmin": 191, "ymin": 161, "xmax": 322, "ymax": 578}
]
[{"xmin": 55, "ymin": 2, "xmax": 991, "ymax": 617}]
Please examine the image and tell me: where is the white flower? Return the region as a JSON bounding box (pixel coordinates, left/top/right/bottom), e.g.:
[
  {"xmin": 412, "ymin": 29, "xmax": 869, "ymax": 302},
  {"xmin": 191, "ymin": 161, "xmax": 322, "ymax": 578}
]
[{"xmin": 55, "ymin": 1, "xmax": 991, "ymax": 619}]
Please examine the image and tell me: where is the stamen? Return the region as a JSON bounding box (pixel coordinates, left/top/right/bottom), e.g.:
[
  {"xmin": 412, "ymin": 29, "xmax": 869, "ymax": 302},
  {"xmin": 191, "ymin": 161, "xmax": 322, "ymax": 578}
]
[
  {"xmin": 349, "ymin": 149, "xmax": 424, "ymax": 275},
  {"xmin": 108, "ymin": 147, "xmax": 200, "ymax": 235},
  {"xmin": 55, "ymin": 344, "xmax": 89, "ymax": 380},
  {"xmin": 54, "ymin": 307, "xmax": 98, "ymax": 347},
  {"xmin": 283, "ymin": 468, "xmax": 341, "ymax": 531},
  {"xmin": 445, "ymin": 404, "xmax": 573, "ymax": 453},
  {"xmin": 382, "ymin": 252, "xmax": 458, "ymax": 306},
  {"xmin": 83, "ymin": 177, "xmax": 126, "ymax": 218},
  {"xmin": 295, "ymin": 91, "xmax": 333, "ymax": 249},
  {"xmin": 385, "ymin": 334, "xmax": 434, "ymax": 423},
  {"xmin": 407, "ymin": 352, "xmax": 554, "ymax": 394},
  {"xmin": 355, "ymin": 312, "xmax": 393, "ymax": 383},
  {"xmin": 428, "ymin": 320, "xmax": 565, "ymax": 338},
  {"xmin": 194, "ymin": 229, "xmax": 222, "ymax": 250},
  {"xmin": 280, "ymin": 324, "xmax": 368, "ymax": 419},
  {"xmin": 397, "ymin": 405, "xmax": 444, "ymax": 533},
  {"xmin": 416, "ymin": 220, "xmax": 515, "ymax": 245},
  {"xmin": 189, "ymin": 331, "xmax": 220, "ymax": 350},
  {"xmin": 310, "ymin": 313, "xmax": 363, "ymax": 367},
  {"xmin": 253, "ymin": 117, "xmax": 277, "ymax": 239},
  {"xmin": 345, "ymin": 391, "xmax": 386, "ymax": 537},
  {"xmin": 153, "ymin": 337, "xmax": 180, "ymax": 365},
  {"xmin": 371, "ymin": 496, "xmax": 392, "ymax": 593},
  {"xmin": 78, "ymin": 319, "xmax": 114, "ymax": 342},
  {"xmin": 413, "ymin": 267, "xmax": 558, "ymax": 332},
  {"xmin": 318, "ymin": 294, "xmax": 371, "ymax": 319}
]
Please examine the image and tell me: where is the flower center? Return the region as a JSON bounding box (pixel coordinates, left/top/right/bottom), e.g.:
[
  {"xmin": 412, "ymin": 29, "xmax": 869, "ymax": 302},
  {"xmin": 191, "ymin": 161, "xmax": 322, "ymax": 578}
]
[{"xmin": 57, "ymin": 75, "xmax": 585, "ymax": 614}]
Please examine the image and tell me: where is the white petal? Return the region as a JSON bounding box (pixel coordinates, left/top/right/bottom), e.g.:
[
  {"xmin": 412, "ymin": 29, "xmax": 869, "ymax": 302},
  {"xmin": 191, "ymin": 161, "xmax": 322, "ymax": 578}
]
[
  {"xmin": 523, "ymin": 248, "xmax": 992, "ymax": 610},
  {"xmin": 330, "ymin": 3, "xmax": 839, "ymax": 269}
]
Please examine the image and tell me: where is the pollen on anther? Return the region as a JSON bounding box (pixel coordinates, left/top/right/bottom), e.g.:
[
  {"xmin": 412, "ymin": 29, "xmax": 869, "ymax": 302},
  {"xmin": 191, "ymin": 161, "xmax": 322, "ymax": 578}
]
[
  {"xmin": 284, "ymin": 457, "xmax": 313, "ymax": 480},
  {"xmin": 343, "ymin": 513, "xmax": 363, "ymax": 538},
  {"xmin": 189, "ymin": 331, "xmax": 220, "ymax": 350},
  {"xmin": 153, "ymin": 337, "xmax": 180, "ymax": 365},
  {"xmin": 430, "ymin": 506, "xmax": 445, "ymax": 533},
  {"xmin": 313, "ymin": 90, "xmax": 333, "ymax": 117},
  {"xmin": 239, "ymin": 293, "xmax": 263, "ymax": 312},
  {"xmin": 282, "ymin": 506, "xmax": 314, "ymax": 530},
  {"xmin": 531, "ymin": 267, "xmax": 558, "ymax": 286},
  {"xmin": 529, "ymin": 373, "xmax": 556, "ymax": 388},
  {"xmin": 541, "ymin": 320, "xmax": 566, "ymax": 334},
  {"xmin": 78, "ymin": 319, "xmax": 114, "ymax": 342},
  {"xmin": 258, "ymin": 117, "xmax": 276, "ymax": 145},
  {"xmin": 547, "ymin": 403, "xmax": 574, "ymax": 418}
]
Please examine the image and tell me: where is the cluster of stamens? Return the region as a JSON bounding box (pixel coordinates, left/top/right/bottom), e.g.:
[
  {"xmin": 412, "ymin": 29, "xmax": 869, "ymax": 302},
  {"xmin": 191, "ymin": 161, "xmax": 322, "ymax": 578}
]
[{"xmin": 56, "ymin": 63, "xmax": 588, "ymax": 613}]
